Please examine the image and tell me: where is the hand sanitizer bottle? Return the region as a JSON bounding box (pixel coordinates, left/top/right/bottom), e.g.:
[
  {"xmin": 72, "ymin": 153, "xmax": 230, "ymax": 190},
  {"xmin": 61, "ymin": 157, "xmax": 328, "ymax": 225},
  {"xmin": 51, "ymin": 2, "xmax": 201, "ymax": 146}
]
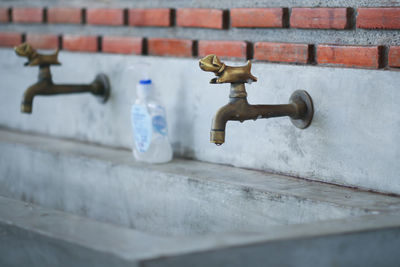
[{"xmin": 131, "ymin": 79, "xmax": 173, "ymax": 163}]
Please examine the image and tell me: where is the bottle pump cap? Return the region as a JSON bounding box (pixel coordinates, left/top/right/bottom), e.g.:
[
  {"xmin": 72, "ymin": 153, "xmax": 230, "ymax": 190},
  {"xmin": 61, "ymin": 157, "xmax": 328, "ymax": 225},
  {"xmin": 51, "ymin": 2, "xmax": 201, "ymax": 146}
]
[
  {"xmin": 137, "ymin": 79, "xmax": 152, "ymax": 98},
  {"xmin": 129, "ymin": 62, "xmax": 152, "ymax": 98},
  {"xmin": 139, "ymin": 79, "xmax": 152, "ymax": 85}
]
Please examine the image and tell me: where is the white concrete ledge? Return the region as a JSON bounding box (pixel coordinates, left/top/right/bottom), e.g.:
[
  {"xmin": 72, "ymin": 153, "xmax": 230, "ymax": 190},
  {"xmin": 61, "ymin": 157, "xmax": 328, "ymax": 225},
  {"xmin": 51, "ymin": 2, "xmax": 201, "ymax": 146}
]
[
  {"xmin": 1, "ymin": 128, "xmax": 400, "ymax": 236},
  {"xmin": 1, "ymin": 195, "xmax": 400, "ymax": 267},
  {"xmin": 1, "ymin": 129, "xmax": 400, "ymax": 266}
]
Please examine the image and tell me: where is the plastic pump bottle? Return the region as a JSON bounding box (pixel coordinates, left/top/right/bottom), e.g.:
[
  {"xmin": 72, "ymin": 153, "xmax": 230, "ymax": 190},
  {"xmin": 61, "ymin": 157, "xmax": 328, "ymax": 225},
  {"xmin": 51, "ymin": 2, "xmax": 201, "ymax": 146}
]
[{"xmin": 131, "ymin": 79, "xmax": 173, "ymax": 163}]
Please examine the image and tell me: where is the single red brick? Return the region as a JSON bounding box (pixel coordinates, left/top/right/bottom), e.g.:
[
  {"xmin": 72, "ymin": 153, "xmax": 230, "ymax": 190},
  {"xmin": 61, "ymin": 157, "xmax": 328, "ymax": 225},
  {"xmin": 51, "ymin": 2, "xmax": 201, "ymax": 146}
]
[
  {"xmin": 148, "ymin": 38, "xmax": 193, "ymax": 57},
  {"xmin": 291, "ymin": 8, "xmax": 348, "ymax": 29},
  {"xmin": 13, "ymin": 7, "xmax": 43, "ymax": 23},
  {"xmin": 129, "ymin": 9, "xmax": 171, "ymax": 27},
  {"xmin": 176, "ymin": 8, "xmax": 223, "ymax": 29},
  {"xmin": 357, "ymin": 8, "xmax": 400, "ymax": 29},
  {"xmin": 0, "ymin": 32, "xmax": 22, "ymax": 47},
  {"xmin": 254, "ymin": 42, "xmax": 309, "ymax": 63},
  {"xmin": 63, "ymin": 35, "xmax": 98, "ymax": 52},
  {"xmin": 26, "ymin": 33, "xmax": 59, "ymax": 50},
  {"xmin": 231, "ymin": 8, "xmax": 283, "ymax": 28},
  {"xmin": 87, "ymin": 8, "xmax": 124, "ymax": 26},
  {"xmin": 0, "ymin": 8, "xmax": 9, "ymax": 23},
  {"xmin": 317, "ymin": 45, "xmax": 380, "ymax": 68},
  {"xmin": 198, "ymin": 40, "xmax": 247, "ymax": 59},
  {"xmin": 389, "ymin": 46, "xmax": 400, "ymax": 67},
  {"xmin": 102, "ymin": 36, "xmax": 142, "ymax": 54},
  {"xmin": 48, "ymin": 7, "xmax": 82, "ymax": 24}
]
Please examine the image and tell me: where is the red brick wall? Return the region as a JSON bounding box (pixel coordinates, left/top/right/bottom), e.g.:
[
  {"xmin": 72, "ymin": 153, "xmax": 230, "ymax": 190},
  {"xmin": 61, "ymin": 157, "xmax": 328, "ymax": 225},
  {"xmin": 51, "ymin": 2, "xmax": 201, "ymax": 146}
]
[{"xmin": 1, "ymin": 5, "xmax": 399, "ymax": 70}]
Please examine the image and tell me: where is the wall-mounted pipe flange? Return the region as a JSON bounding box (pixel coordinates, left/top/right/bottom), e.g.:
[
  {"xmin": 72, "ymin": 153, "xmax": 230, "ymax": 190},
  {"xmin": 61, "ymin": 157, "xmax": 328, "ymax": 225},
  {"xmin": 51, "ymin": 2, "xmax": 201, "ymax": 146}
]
[
  {"xmin": 92, "ymin": 73, "xmax": 111, "ymax": 103},
  {"xmin": 289, "ymin": 90, "xmax": 314, "ymax": 129}
]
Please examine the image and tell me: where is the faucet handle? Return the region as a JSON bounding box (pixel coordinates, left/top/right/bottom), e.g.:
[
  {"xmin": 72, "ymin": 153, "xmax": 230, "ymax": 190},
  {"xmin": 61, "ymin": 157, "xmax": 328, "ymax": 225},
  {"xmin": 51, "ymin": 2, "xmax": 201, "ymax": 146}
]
[
  {"xmin": 199, "ymin": 54, "xmax": 257, "ymax": 84},
  {"xmin": 14, "ymin": 43, "xmax": 61, "ymax": 67}
]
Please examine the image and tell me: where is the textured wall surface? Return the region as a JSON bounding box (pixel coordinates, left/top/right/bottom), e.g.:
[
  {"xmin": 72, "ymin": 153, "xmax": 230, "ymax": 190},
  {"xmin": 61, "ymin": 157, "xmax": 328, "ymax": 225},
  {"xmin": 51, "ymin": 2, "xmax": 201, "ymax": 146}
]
[
  {"xmin": 0, "ymin": 0, "xmax": 399, "ymax": 193},
  {"xmin": 0, "ymin": 49, "xmax": 399, "ymax": 194},
  {"xmin": 0, "ymin": 1, "xmax": 400, "ymax": 264}
]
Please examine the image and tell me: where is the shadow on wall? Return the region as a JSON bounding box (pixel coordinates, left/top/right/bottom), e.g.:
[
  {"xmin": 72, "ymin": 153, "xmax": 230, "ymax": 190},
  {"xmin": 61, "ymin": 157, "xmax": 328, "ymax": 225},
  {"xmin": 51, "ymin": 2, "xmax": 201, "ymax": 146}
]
[{"xmin": 171, "ymin": 71, "xmax": 196, "ymax": 158}]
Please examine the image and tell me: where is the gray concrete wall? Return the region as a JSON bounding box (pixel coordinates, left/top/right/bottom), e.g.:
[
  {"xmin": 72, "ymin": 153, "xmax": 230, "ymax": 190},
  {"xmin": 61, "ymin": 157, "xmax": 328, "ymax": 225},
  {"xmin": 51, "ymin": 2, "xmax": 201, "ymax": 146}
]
[{"xmin": 0, "ymin": 48, "xmax": 399, "ymax": 194}]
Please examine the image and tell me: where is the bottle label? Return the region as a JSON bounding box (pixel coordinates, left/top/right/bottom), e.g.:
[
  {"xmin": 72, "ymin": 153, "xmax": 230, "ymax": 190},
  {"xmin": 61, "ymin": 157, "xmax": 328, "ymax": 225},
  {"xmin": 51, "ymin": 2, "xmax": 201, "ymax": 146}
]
[
  {"xmin": 152, "ymin": 115, "xmax": 168, "ymax": 136},
  {"xmin": 131, "ymin": 105, "xmax": 152, "ymax": 153}
]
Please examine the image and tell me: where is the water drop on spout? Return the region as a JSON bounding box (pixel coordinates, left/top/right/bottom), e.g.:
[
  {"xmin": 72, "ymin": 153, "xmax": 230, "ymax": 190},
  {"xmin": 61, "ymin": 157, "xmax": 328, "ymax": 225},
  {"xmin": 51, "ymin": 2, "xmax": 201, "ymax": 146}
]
[{"xmin": 216, "ymin": 143, "xmax": 222, "ymax": 146}]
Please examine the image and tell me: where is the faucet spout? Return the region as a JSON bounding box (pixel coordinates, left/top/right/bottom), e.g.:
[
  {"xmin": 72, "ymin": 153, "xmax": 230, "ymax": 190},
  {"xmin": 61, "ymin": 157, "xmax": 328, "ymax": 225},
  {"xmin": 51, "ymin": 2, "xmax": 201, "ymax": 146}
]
[
  {"xmin": 211, "ymin": 96, "xmax": 304, "ymax": 145},
  {"xmin": 20, "ymin": 66, "xmax": 110, "ymax": 114},
  {"xmin": 21, "ymin": 80, "xmax": 50, "ymax": 113},
  {"xmin": 210, "ymin": 84, "xmax": 312, "ymax": 145}
]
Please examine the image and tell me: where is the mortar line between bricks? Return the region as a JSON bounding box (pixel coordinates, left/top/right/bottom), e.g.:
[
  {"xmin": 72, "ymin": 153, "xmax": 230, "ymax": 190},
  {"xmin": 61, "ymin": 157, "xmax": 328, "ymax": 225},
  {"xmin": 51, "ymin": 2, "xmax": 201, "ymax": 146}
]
[
  {"xmin": 81, "ymin": 8, "xmax": 86, "ymax": 24},
  {"xmin": 7, "ymin": 7, "xmax": 12, "ymax": 22},
  {"xmin": 97, "ymin": 35, "xmax": 102, "ymax": 52}
]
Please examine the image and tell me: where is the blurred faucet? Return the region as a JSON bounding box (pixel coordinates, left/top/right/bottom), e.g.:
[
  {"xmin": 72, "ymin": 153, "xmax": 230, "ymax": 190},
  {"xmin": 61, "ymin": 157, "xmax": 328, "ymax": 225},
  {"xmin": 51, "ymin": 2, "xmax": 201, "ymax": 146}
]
[{"xmin": 14, "ymin": 43, "xmax": 110, "ymax": 114}]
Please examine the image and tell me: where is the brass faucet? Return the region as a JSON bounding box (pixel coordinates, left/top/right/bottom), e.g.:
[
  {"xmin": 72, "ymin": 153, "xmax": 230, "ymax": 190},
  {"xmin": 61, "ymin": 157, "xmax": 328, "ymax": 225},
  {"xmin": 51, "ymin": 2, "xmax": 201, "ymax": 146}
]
[
  {"xmin": 199, "ymin": 54, "xmax": 314, "ymax": 145},
  {"xmin": 14, "ymin": 43, "xmax": 110, "ymax": 114}
]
